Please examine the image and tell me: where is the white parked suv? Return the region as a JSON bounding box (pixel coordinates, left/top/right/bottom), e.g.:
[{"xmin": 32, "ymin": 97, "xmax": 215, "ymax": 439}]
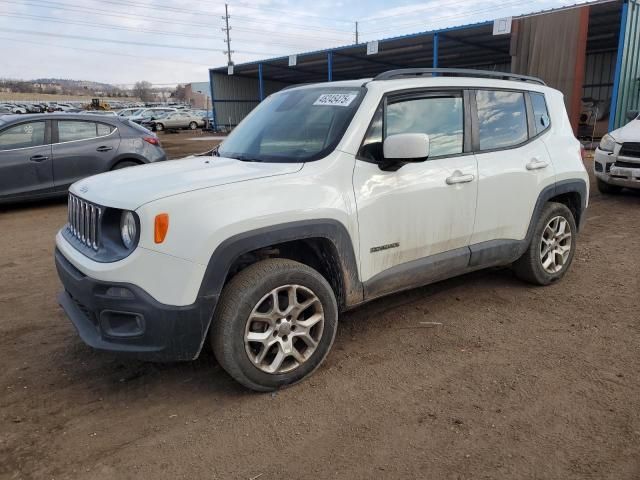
[
  {"xmin": 55, "ymin": 69, "xmax": 589, "ymax": 391},
  {"xmin": 594, "ymin": 112, "xmax": 640, "ymax": 193}
]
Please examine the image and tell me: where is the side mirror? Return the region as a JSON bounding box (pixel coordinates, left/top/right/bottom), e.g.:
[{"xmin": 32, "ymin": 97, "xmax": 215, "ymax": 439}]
[
  {"xmin": 626, "ymin": 110, "xmax": 639, "ymax": 121},
  {"xmin": 383, "ymin": 133, "xmax": 430, "ymax": 162}
]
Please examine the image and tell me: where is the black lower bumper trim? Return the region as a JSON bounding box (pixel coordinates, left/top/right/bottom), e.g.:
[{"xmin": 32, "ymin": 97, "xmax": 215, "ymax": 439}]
[{"xmin": 55, "ymin": 248, "xmax": 217, "ymax": 362}]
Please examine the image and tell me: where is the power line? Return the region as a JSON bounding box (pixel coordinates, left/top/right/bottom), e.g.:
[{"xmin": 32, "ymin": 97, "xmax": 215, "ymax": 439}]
[
  {"xmin": 0, "ymin": 36, "xmax": 212, "ymax": 67},
  {"xmin": 0, "ymin": 0, "xmax": 349, "ymax": 48},
  {"xmin": 0, "ymin": 0, "xmax": 216, "ymax": 29},
  {"xmin": 0, "ymin": 11, "xmax": 224, "ymax": 41},
  {"xmin": 0, "ymin": 28, "xmax": 281, "ymax": 56},
  {"xmin": 231, "ymin": 14, "xmax": 353, "ymax": 34},
  {"xmin": 229, "ymin": 1, "xmax": 354, "ymax": 24},
  {"xmin": 361, "ymin": 1, "xmax": 524, "ymax": 36}
]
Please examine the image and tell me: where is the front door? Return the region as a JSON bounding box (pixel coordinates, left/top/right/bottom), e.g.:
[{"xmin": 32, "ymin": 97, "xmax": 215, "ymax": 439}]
[
  {"xmin": 0, "ymin": 119, "xmax": 53, "ymax": 200},
  {"xmin": 353, "ymin": 90, "xmax": 478, "ymax": 294}
]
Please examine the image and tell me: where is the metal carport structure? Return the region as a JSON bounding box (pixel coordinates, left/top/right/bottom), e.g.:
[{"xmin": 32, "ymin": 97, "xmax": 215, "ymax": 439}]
[{"xmin": 209, "ymin": 0, "xmax": 638, "ymax": 135}]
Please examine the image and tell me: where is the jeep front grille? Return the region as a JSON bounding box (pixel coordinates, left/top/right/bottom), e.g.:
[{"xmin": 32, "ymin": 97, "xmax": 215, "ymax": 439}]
[{"xmin": 67, "ymin": 193, "xmax": 102, "ymax": 251}]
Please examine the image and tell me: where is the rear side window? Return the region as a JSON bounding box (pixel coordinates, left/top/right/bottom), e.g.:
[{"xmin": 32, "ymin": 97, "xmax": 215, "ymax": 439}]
[
  {"xmin": 0, "ymin": 121, "xmax": 46, "ymax": 150},
  {"xmin": 476, "ymin": 90, "xmax": 528, "ymax": 151},
  {"xmin": 58, "ymin": 121, "xmax": 113, "ymax": 142},
  {"xmin": 530, "ymin": 92, "xmax": 551, "ymax": 135}
]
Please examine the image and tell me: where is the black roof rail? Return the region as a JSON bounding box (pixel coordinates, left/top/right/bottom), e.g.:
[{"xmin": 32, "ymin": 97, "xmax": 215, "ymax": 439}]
[{"xmin": 373, "ymin": 68, "xmax": 546, "ymax": 86}]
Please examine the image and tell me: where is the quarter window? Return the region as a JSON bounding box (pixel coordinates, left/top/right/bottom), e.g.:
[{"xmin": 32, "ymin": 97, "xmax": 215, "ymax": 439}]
[
  {"xmin": 0, "ymin": 121, "xmax": 46, "ymax": 150},
  {"xmin": 530, "ymin": 92, "xmax": 550, "ymax": 135},
  {"xmin": 476, "ymin": 90, "xmax": 528, "ymax": 150}
]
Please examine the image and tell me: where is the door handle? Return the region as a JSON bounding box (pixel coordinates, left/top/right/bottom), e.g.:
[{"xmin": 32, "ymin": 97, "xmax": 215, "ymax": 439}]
[
  {"xmin": 96, "ymin": 146, "xmax": 113, "ymax": 152},
  {"xmin": 446, "ymin": 171, "xmax": 475, "ymax": 185},
  {"xmin": 29, "ymin": 154, "xmax": 49, "ymax": 162},
  {"xmin": 526, "ymin": 158, "xmax": 549, "ymax": 170}
]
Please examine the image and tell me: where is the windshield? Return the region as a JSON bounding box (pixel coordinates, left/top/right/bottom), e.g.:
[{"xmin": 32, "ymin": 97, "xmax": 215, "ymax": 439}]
[{"xmin": 218, "ymin": 86, "xmax": 364, "ymax": 163}]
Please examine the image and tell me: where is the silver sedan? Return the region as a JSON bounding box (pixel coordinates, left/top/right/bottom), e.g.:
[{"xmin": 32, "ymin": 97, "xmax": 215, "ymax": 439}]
[{"xmin": 153, "ymin": 111, "xmax": 205, "ymax": 131}]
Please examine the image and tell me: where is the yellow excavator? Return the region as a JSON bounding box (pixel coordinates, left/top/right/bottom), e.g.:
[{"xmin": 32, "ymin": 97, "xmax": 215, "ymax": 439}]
[{"xmin": 84, "ymin": 98, "xmax": 111, "ymax": 111}]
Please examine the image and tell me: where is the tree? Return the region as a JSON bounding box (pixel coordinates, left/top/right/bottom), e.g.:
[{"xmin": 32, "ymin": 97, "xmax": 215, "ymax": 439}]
[
  {"xmin": 172, "ymin": 84, "xmax": 186, "ymax": 101},
  {"xmin": 133, "ymin": 81, "xmax": 153, "ymax": 102}
]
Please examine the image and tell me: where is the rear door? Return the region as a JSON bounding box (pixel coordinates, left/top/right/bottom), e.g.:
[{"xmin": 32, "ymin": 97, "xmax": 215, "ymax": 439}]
[
  {"xmin": 470, "ymin": 89, "xmax": 555, "ymax": 245},
  {"xmin": 0, "ymin": 119, "xmax": 53, "ymax": 199},
  {"xmin": 52, "ymin": 120, "xmax": 121, "ymax": 189}
]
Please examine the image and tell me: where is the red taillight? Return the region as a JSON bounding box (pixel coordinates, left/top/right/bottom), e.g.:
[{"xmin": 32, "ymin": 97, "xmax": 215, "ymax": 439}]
[{"xmin": 143, "ymin": 136, "xmax": 159, "ymax": 146}]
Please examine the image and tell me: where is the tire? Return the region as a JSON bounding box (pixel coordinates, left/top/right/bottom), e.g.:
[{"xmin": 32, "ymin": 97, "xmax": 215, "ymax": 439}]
[
  {"xmin": 513, "ymin": 202, "xmax": 577, "ymax": 286},
  {"xmin": 189, "ymin": 121, "xmax": 197, "ymax": 130},
  {"xmin": 155, "ymin": 123, "xmax": 164, "ymax": 132},
  {"xmin": 211, "ymin": 258, "xmax": 338, "ymax": 392},
  {"xmin": 112, "ymin": 160, "xmax": 139, "ymax": 170},
  {"xmin": 597, "ymin": 178, "xmax": 622, "ymax": 194}
]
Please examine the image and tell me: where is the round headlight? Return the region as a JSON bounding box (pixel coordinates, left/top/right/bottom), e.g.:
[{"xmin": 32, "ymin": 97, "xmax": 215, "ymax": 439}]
[
  {"xmin": 120, "ymin": 211, "xmax": 137, "ymax": 249},
  {"xmin": 599, "ymin": 133, "xmax": 617, "ymax": 153}
]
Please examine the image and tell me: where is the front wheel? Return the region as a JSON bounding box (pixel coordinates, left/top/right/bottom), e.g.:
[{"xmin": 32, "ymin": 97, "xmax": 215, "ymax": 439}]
[
  {"xmin": 189, "ymin": 121, "xmax": 198, "ymax": 130},
  {"xmin": 210, "ymin": 259, "xmax": 338, "ymax": 391},
  {"xmin": 513, "ymin": 202, "xmax": 577, "ymax": 285},
  {"xmin": 155, "ymin": 123, "xmax": 164, "ymax": 132}
]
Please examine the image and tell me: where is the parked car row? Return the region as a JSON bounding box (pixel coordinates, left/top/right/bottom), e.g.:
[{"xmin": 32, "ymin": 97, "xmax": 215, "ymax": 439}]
[{"xmin": 0, "ymin": 113, "xmax": 166, "ymax": 204}]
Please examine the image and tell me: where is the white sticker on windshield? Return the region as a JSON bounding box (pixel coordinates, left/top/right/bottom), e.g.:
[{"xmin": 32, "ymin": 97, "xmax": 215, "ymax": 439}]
[{"xmin": 313, "ymin": 93, "xmax": 358, "ymax": 107}]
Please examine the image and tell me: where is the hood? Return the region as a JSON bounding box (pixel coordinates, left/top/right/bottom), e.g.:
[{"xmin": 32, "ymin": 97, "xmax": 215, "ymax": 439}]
[
  {"xmin": 70, "ymin": 156, "xmax": 303, "ymax": 211},
  {"xmin": 610, "ymin": 118, "xmax": 640, "ymax": 143}
]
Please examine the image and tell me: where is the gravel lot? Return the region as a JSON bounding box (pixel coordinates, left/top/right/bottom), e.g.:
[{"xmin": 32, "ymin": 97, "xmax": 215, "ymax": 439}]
[{"xmin": 1, "ymin": 142, "xmax": 639, "ymax": 479}]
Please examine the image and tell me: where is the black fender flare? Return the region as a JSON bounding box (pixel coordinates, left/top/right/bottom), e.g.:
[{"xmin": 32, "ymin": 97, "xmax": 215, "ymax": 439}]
[
  {"xmin": 469, "ymin": 178, "xmax": 588, "ymax": 267},
  {"xmin": 197, "ymin": 219, "xmax": 364, "ymax": 309}
]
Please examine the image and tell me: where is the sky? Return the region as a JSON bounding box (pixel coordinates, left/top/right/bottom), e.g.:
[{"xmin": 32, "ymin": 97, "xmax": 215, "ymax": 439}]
[{"xmin": 0, "ymin": 0, "xmax": 591, "ymax": 87}]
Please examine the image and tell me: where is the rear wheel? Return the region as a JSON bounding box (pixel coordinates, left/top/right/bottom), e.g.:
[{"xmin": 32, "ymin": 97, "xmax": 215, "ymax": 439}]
[
  {"xmin": 211, "ymin": 258, "xmax": 338, "ymax": 391},
  {"xmin": 112, "ymin": 160, "xmax": 139, "ymax": 170},
  {"xmin": 189, "ymin": 121, "xmax": 198, "ymax": 130},
  {"xmin": 597, "ymin": 178, "xmax": 622, "ymax": 194},
  {"xmin": 513, "ymin": 202, "xmax": 577, "ymax": 285}
]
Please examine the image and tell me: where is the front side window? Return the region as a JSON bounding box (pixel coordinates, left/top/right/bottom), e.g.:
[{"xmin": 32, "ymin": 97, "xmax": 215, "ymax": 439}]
[
  {"xmin": 476, "ymin": 90, "xmax": 528, "ymax": 150},
  {"xmin": 358, "ymin": 93, "xmax": 464, "ymax": 162},
  {"xmin": 530, "ymin": 92, "xmax": 550, "ymax": 135},
  {"xmin": 58, "ymin": 121, "xmax": 111, "ymax": 142},
  {"xmin": 219, "ymin": 86, "xmax": 364, "ymax": 163},
  {"xmin": 0, "ymin": 121, "xmax": 46, "ymax": 150},
  {"xmin": 387, "ymin": 95, "xmax": 463, "ymax": 157}
]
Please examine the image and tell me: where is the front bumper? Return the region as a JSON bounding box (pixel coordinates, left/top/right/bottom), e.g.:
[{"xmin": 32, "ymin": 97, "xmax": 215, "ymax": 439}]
[
  {"xmin": 55, "ymin": 248, "xmax": 217, "ymax": 362},
  {"xmin": 594, "ymin": 147, "xmax": 640, "ymax": 189}
]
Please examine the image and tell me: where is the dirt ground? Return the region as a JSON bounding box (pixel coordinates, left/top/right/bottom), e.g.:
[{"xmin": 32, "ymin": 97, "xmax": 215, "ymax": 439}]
[{"xmin": 1, "ymin": 141, "xmax": 639, "ymax": 479}]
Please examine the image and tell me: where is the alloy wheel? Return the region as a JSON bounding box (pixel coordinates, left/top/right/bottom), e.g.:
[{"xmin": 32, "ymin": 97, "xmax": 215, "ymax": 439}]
[
  {"xmin": 540, "ymin": 215, "xmax": 572, "ymax": 274},
  {"xmin": 244, "ymin": 284, "xmax": 325, "ymax": 374}
]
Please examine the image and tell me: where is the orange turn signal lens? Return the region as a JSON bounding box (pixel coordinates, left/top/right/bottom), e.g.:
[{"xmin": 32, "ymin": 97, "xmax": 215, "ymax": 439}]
[{"xmin": 154, "ymin": 213, "xmax": 169, "ymax": 244}]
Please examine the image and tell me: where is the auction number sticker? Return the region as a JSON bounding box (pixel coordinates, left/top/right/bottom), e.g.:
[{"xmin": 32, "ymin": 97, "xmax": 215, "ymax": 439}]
[{"xmin": 313, "ymin": 93, "xmax": 358, "ymax": 107}]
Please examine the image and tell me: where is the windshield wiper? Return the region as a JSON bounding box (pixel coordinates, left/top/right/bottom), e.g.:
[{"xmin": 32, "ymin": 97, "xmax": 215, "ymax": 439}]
[{"xmin": 229, "ymin": 154, "xmax": 263, "ymax": 162}]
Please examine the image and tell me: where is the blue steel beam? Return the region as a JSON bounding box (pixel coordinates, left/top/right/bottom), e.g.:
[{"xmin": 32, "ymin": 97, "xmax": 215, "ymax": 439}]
[
  {"xmin": 328, "ymin": 51, "xmax": 333, "ymax": 81},
  {"xmin": 609, "ymin": 0, "xmax": 629, "ymax": 131},
  {"xmin": 258, "ymin": 63, "xmax": 265, "ymax": 101}
]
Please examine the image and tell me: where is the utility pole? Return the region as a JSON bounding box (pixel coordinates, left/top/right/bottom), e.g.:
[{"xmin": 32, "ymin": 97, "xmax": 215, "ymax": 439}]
[
  {"xmin": 222, "ymin": 3, "xmax": 234, "ymax": 68},
  {"xmin": 355, "ymin": 21, "xmax": 359, "ymax": 44}
]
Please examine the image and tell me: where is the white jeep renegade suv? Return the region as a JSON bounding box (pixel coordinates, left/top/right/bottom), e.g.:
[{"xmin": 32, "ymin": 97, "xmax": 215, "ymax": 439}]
[{"xmin": 55, "ymin": 69, "xmax": 588, "ymax": 391}]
